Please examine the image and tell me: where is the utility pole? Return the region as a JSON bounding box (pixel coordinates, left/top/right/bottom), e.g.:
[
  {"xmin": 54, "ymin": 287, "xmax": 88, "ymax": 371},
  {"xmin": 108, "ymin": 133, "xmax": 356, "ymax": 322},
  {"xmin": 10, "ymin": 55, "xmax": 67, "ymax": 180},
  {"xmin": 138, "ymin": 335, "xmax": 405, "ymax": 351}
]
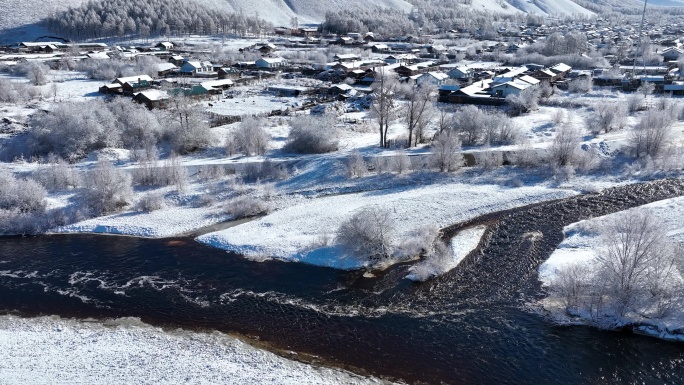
[{"xmin": 632, "ymin": 0, "xmax": 649, "ymax": 81}]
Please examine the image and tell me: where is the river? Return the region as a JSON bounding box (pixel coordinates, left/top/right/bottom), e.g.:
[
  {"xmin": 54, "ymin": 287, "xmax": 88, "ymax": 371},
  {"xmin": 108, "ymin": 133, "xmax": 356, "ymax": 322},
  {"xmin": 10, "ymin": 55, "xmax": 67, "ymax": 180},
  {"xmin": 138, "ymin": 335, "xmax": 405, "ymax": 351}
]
[{"xmin": 2, "ymin": 179, "xmax": 684, "ymax": 384}]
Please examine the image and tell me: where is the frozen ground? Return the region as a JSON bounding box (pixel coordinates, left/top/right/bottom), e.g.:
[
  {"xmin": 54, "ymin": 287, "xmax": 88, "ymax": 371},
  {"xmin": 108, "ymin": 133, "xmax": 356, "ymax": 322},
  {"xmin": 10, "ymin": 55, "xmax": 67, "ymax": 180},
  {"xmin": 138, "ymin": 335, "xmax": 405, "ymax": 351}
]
[
  {"xmin": 198, "ymin": 183, "xmax": 578, "ymax": 269},
  {"xmin": 0, "ymin": 315, "xmax": 390, "ymax": 385}
]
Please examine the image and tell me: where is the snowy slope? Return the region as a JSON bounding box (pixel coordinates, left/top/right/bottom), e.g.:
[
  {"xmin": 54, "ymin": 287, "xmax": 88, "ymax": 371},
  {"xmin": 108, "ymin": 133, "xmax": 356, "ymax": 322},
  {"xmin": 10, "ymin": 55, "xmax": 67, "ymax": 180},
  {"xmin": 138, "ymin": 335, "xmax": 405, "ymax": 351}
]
[
  {"xmin": 0, "ymin": 0, "xmax": 83, "ymax": 30},
  {"xmin": 467, "ymin": 0, "xmax": 595, "ymax": 16},
  {"xmin": 208, "ymin": 0, "xmax": 414, "ymax": 25}
]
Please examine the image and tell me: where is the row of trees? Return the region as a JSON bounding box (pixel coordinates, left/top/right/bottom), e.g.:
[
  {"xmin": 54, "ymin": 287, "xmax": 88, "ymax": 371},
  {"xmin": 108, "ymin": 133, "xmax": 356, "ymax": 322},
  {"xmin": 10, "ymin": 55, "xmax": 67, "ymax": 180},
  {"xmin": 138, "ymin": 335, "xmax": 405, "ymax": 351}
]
[{"xmin": 46, "ymin": 0, "xmax": 271, "ymax": 40}]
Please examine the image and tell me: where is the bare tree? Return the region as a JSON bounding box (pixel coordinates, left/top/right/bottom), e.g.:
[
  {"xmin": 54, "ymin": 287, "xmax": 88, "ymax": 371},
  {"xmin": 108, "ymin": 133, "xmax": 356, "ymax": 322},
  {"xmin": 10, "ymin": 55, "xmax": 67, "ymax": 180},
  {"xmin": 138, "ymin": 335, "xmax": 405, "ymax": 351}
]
[
  {"xmin": 629, "ymin": 110, "xmax": 674, "ymax": 159},
  {"xmin": 431, "ymin": 131, "xmax": 463, "ymax": 172},
  {"xmin": 336, "ymin": 207, "xmax": 396, "ymax": 261},
  {"xmin": 550, "ymin": 125, "xmax": 581, "ymax": 167},
  {"xmin": 370, "ymin": 68, "xmax": 399, "ymax": 148},
  {"xmin": 597, "ymin": 210, "xmax": 681, "ymax": 317},
  {"xmin": 399, "ymin": 83, "xmax": 435, "ymax": 147}
]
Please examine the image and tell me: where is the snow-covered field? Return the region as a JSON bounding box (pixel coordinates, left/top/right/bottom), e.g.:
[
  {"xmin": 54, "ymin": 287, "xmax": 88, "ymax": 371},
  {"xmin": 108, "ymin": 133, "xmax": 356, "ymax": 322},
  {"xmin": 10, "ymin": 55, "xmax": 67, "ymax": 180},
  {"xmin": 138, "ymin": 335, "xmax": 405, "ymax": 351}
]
[
  {"xmin": 198, "ymin": 183, "xmax": 577, "ymax": 269},
  {"xmin": 0, "ymin": 315, "xmax": 389, "ymax": 385}
]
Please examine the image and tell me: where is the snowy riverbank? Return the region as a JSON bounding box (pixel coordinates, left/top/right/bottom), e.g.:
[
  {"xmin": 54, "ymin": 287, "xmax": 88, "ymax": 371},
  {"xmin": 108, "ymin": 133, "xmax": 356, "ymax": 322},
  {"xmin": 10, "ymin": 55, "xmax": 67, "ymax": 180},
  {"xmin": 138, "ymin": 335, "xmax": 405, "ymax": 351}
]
[
  {"xmin": 539, "ymin": 196, "xmax": 684, "ymax": 339},
  {"xmin": 198, "ymin": 183, "xmax": 578, "ymax": 269},
  {"xmin": 0, "ymin": 315, "xmax": 391, "ymax": 385}
]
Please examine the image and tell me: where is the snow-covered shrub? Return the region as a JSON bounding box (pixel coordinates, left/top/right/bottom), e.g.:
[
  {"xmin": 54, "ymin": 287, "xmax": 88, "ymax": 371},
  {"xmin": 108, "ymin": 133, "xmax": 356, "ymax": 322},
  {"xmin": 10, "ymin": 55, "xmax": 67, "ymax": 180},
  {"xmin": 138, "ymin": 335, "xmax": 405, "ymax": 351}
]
[
  {"xmin": 431, "ymin": 131, "xmax": 463, "ymax": 172},
  {"xmin": 133, "ymin": 154, "xmax": 188, "ymax": 192},
  {"xmin": 224, "ymin": 195, "xmax": 268, "ymax": 219},
  {"xmin": 451, "ymin": 105, "xmax": 518, "ymax": 146},
  {"xmin": 371, "ymin": 156, "xmax": 389, "ymax": 174},
  {"xmin": 0, "ymin": 209, "xmax": 45, "ymax": 235},
  {"xmin": 395, "ymin": 225, "xmax": 440, "ymax": 258},
  {"xmin": 165, "ymin": 98, "xmax": 214, "ymax": 155},
  {"xmin": 479, "ymin": 149, "xmax": 504, "ymax": 170},
  {"xmin": 506, "ymin": 87, "xmax": 540, "ymax": 114},
  {"xmin": 391, "ymin": 150, "xmax": 412, "ymax": 174},
  {"xmin": 567, "ymin": 77, "xmax": 592, "ymax": 93},
  {"xmin": 284, "ymin": 115, "xmax": 339, "ymax": 154},
  {"xmin": 336, "ymin": 207, "xmax": 396, "ymax": 261},
  {"xmin": 27, "ymin": 100, "xmax": 121, "ymax": 161},
  {"xmin": 346, "ymin": 151, "xmax": 367, "ymax": 178},
  {"xmin": 108, "ymin": 98, "xmax": 163, "ymax": 150},
  {"xmin": 626, "ymin": 93, "xmax": 645, "ymax": 114},
  {"xmin": 83, "ymin": 160, "xmax": 133, "ymax": 215},
  {"xmin": 32, "ymin": 156, "xmax": 81, "ymax": 191},
  {"xmin": 0, "ymin": 170, "xmax": 47, "ymax": 213},
  {"xmin": 136, "ymin": 191, "xmax": 165, "ymax": 212},
  {"xmin": 231, "ymin": 116, "xmax": 270, "ymax": 156},
  {"xmin": 547, "ymin": 210, "xmax": 684, "ymax": 320},
  {"xmin": 551, "ymin": 109, "xmax": 565, "ymax": 126},
  {"xmin": 12, "ymin": 61, "xmax": 50, "ymax": 86},
  {"xmin": 196, "ymin": 164, "xmax": 228, "ymax": 182},
  {"xmin": 241, "ymin": 159, "xmax": 289, "ymax": 182},
  {"xmin": 586, "ymin": 102, "xmax": 626, "ymax": 135}
]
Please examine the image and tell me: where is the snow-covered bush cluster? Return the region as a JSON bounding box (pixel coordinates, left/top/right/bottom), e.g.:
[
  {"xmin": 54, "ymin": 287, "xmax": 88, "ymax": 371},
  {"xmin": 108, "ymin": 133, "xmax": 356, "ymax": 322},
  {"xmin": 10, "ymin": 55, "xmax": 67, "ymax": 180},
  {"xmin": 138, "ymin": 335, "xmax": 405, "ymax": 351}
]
[
  {"xmin": 83, "ymin": 160, "xmax": 133, "ymax": 215},
  {"xmin": 449, "ymin": 105, "xmax": 519, "ymax": 146},
  {"xmin": 228, "ymin": 117, "xmax": 270, "ymax": 156},
  {"xmin": 73, "ymin": 56, "xmax": 162, "ymax": 81},
  {"xmin": 0, "ymin": 78, "xmax": 44, "ymax": 102},
  {"xmin": 546, "ymin": 210, "xmax": 684, "ymax": 323},
  {"xmin": 284, "ymin": 115, "xmax": 339, "ymax": 154},
  {"xmin": 23, "ymin": 97, "xmax": 211, "ymax": 161}
]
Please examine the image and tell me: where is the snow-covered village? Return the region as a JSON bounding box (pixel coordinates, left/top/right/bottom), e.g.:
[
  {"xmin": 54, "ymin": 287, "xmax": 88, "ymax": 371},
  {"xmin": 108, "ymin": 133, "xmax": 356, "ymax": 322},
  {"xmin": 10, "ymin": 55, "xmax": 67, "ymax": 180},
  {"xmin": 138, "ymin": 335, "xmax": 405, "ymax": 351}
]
[{"xmin": 1, "ymin": 0, "xmax": 684, "ymax": 384}]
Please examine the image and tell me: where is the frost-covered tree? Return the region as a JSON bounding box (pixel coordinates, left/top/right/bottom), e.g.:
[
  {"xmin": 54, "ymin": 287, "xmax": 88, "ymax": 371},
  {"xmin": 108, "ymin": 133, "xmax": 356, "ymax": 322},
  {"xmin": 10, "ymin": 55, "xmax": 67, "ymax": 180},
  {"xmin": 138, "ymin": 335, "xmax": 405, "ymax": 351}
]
[
  {"xmin": 399, "ymin": 83, "xmax": 435, "ymax": 147},
  {"xmin": 83, "ymin": 160, "xmax": 133, "ymax": 215},
  {"xmin": 231, "ymin": 116, "xmax": 270, "ymax": 156},
  {"xmin": 166, "ymin": 95, "xmax": 214, "ymax": 154},
  {"xmin": 586, "ymin": 102, "xmax": 626, "ymax": 135},
  {"xmin": 629, "ymin": 110, "xmax": 674, "ymax": 159},
  {"xmin": 337, "ymin": 207, "xmax": 396, "ymax": 261},
  {"xmin": 550, "ymin": 125, "xmax": 582, "ymax": 168},
  {"xmin": 431, "ymin": 131, "xmax": 463, "ymax": 172}
]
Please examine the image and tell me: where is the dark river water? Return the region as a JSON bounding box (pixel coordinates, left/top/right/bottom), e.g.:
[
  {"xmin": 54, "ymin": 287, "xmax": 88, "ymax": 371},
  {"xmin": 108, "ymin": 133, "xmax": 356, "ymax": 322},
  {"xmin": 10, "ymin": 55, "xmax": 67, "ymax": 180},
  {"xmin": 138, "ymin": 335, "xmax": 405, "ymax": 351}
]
[{"xmin": 2, "ymin": 179, "xmax": 684, "ymax": 384}]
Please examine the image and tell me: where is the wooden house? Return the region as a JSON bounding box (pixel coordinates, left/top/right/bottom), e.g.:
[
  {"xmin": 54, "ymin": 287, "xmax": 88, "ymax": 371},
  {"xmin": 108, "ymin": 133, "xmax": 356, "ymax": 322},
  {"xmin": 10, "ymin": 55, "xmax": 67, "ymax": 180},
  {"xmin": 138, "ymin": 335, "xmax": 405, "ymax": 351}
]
[{"xmin": 133, "ymin": 90, "xmax": 169, "ymax": 109}]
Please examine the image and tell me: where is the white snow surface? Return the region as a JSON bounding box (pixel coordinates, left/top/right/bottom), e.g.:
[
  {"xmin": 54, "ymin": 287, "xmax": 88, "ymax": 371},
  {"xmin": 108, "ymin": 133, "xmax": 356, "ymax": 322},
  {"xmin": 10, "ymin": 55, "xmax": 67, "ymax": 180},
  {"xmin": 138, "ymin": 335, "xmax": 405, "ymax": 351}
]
[
  {"xmin": 468, "ymin": 0, "xmax": 594, "ymax": 16},
  {"xmin": 539, "ymin": 196, "xmax": 684, "ymax": 285},
  {"xmin": 51, "ymin": 204, "xmax": 230, "ymax": 238},
  {"xmin": 0, "ymin": 315, "xmax": 388, "ymax": 385},
  {"xmin": 450, "ymin": 226, "xmax": 487, "ymax": 266},
  {"xmin": 199, "ymin": 183, "xmax": 578, "ymax": 269}
]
